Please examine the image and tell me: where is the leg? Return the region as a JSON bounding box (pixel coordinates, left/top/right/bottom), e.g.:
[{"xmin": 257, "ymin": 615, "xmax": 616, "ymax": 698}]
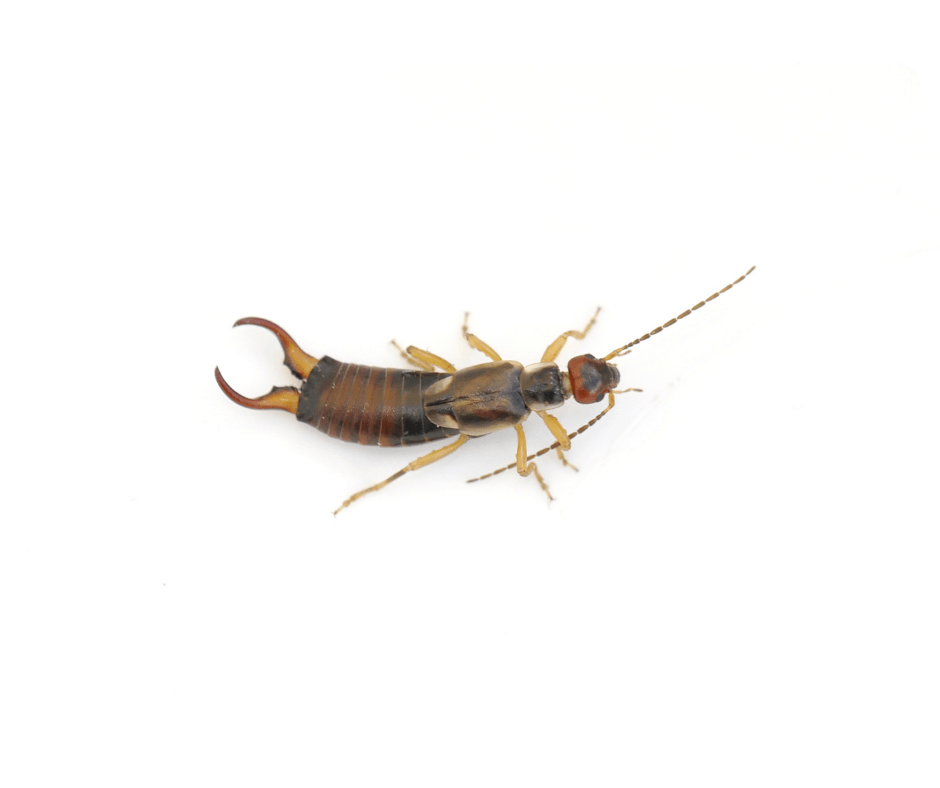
[
  {"xmin": 541, "ymin": 307, "xmax": 601, "ymax": 363},
  {"xmin": 514, "ymin": 424, "xmax": 553, "ymax": 501},
  {"xmin": 555, "ymin": 447, "xmax": 578, "ymax": 471},
  {"xmin": 462, "ymin": 312, "xmax": 503, "ymax": 361},
  {"xmin": 536, "ymin": 410, "xmax": 572, "ymax": 451},
  {"xmin": 535, "ymin": 411, "xmax": 578, "ymax": 470},
  {"xmin": 467, "ymin": 389, "xmax": 640, "ymax": 484},
  {"xmin": 390, "ymin": 340, "xmax": 456, "ymax": 373},
  {"xmin": 333, "ymin": 434, "xmax": 470, "ymax": 514}
]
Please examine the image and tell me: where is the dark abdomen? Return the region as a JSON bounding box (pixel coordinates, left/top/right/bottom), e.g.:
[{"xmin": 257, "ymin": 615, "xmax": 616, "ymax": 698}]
[{"xmin": 296, "ymin": 356, "xmax": 460, "ymax": 447}]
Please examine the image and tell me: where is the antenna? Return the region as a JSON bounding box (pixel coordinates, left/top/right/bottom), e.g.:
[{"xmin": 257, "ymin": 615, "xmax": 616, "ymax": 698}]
[
  {"xmin": 467, "ymin": 266, "xmax": 756, "ymax": 485},
  {"xmin": 602, "ymin": 265, "xmax": 756, "ymax": 361}
]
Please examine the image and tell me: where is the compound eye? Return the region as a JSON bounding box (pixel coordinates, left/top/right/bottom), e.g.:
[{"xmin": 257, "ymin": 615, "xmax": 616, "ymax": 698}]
[{"xmin": 568, "ymin": 354, "xmax": 615, "ymax": 404}]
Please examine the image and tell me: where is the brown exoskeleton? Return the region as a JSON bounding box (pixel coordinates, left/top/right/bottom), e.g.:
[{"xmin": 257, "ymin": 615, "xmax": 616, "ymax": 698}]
[{"xmin": 216, "ymin": 266, "xmax": 755, "ymax": 513}]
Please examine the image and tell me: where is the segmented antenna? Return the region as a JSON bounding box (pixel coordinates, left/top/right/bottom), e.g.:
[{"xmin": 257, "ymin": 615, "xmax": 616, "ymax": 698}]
[
  {"xmin": 602, "ymin": 265, "xmax": 755, "ymax": 361},
  {"xmin": 468, "ymin": 265, "xmax": 756, "ymax": 485}
]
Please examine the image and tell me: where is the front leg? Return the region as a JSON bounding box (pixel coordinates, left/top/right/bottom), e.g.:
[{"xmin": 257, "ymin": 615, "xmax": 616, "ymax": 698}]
[
  {"xmin": 534, "ymin": 411, "xmax": 579, "ymax": 471},
  {"xmin": 535, "ymin": 410, "xmax": 572, "ymax": 451},
  {"xmin": 541, "ymin": 307, "xmax": 601, "ymax": 363}
]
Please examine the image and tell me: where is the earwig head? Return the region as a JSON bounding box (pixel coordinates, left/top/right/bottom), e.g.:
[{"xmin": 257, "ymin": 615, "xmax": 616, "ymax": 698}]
[{"xmin": 567, "ymin": 354, "xmax": 621, "ymax": 404}]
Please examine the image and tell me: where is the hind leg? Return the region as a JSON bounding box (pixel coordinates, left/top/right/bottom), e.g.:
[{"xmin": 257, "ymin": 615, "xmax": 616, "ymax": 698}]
[
  {"xmin": 462, "ymin": 312, "xmax": 503, "ymax": 361},
  {"xmin": 390, "ymin": 340, "xmax": 456, "ymax": 373},
  {"xmin": 333, "ymin": 434, "xmax": 470, "ymax": 514}
]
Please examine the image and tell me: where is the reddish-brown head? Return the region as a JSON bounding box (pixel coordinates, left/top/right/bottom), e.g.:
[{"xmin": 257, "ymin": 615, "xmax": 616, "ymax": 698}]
[{"xmin": 567, "ymin": 354, "xmax": 621, "ymax": 404}]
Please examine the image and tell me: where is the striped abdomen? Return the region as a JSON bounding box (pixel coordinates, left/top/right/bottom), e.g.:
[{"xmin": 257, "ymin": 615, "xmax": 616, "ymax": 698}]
[{"xmin": 296, "ymin": 356, "xmax": 460, "ymax": 447}]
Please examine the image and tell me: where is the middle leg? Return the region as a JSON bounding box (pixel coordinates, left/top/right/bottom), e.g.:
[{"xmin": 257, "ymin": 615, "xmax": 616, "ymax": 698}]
[{"xmin": 514, "ymin": 424, "xmax": 553, "ymax": 501}]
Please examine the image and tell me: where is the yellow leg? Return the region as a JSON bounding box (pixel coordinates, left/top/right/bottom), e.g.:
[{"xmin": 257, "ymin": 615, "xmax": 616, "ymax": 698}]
[
  {"xmin": 334, "ymin": 434, "xmax": 470, "ymax": 514},
  {"xmin": 536, "ymin": 410, "xmax": 572, "ymax": 451},
  {"xmin": 536, "ymin": 411, "xmax": 578, "ymax": 470},
  {"xmin": 467, "ymin": 390, "xmax": 629, "ymax": 484},
  {"xmin": 514, "ymin": 425, "xmax": 553, "ymax": 501},
  {"xmin": 390, "ymin": 340, "xmax": 456, "ymax": 373},
  {"xmin": 462, "ymin": 312, "xmax": 502, "ymax": 361},
  {"xmin": 541, "ymin": 307, "xmax": 601, "ymax": 363}
]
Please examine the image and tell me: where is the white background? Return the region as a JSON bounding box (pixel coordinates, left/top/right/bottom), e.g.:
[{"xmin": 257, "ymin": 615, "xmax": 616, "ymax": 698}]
[{"xmin": 2, "ymin": 2, "xmax": 938, "ymax": 786}]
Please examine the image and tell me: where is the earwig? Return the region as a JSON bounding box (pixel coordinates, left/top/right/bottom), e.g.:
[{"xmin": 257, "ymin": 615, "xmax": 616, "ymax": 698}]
[{"xmin": 216, "ymin": 266, "xmax": 755, "ymax": 513}]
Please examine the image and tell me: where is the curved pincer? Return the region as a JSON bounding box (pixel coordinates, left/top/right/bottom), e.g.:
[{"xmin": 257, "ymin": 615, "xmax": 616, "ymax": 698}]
[
  {"xmin": 232, "ymin": 317, "xmax": 319, "ymax": 380},
  {"xmin": 215, "ymin": 317, "xmax": 319, "ymax": 414},
  {"xmin": 214, "ymin": 367, "xmax": 300, "ymax": 414}
]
